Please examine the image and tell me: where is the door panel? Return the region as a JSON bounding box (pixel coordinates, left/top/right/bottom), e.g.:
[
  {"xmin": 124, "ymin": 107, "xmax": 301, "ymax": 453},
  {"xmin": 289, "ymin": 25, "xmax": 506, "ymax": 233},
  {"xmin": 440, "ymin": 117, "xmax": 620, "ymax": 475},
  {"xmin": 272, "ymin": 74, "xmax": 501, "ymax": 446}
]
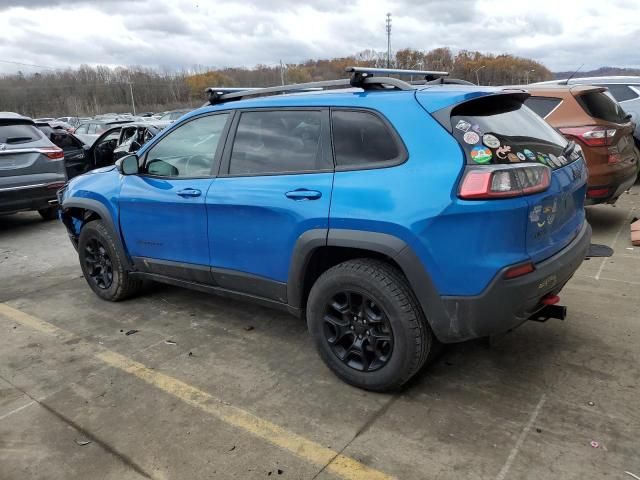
[
  {"xmin": 207, "ymin": 108, "xmax": 333, "ymax": 295},
  {"xmin": 118, "ymin": 113, "xmax": 230, "ymax": 278}
]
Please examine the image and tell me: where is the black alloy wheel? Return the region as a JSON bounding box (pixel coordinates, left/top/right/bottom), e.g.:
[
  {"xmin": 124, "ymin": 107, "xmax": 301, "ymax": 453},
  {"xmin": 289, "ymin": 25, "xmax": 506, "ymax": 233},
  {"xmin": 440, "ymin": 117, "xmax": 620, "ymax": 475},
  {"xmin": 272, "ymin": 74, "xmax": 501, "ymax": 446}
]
[
  {"xmin": 83, "ymin": 238, "xmax": 113, "ymax": 289},
  {"xmin": 323, "ymin": 290, "xmax": 394, "ymax": 372}
]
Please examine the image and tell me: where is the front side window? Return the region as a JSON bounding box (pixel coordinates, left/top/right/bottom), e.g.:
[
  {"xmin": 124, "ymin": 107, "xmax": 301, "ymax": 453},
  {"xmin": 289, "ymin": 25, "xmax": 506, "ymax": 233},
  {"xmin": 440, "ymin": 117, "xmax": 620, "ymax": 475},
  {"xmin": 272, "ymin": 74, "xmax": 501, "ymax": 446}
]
[
  {"xmin": 229, "ymin": 110, "xmax": 325, "ymax": 175},
  {"xmin": 144, "ymin": 113, "xmax": 228, "ymax": 178},
  {"xmin": 331, "ymin": 110, "xmax": 403, "ymax": 168}
]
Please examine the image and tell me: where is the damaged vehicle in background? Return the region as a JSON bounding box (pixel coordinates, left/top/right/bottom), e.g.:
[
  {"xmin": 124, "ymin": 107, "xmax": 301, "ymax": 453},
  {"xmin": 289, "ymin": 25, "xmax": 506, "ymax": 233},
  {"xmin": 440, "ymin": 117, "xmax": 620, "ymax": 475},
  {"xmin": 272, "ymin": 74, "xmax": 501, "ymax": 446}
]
[
  {"xmin": 76, "ymin": 122, "xmax": 168, "ymax": 179},
  {"xmin": 524, "ymin": 85, "xmax": 639, "ymax": 204}
]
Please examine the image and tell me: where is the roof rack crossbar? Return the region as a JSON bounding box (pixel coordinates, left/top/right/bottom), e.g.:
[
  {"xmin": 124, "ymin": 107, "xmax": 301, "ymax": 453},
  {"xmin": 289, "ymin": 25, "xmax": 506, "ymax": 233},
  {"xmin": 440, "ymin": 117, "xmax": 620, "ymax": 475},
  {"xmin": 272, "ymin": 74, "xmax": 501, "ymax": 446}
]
[
  {"xmin": 346, "ymin": 66, "xmax": 450, "ymax": 78},
  {"xmin": 206, "ymin": 76, "xmax": 414, "ymax": 105}
]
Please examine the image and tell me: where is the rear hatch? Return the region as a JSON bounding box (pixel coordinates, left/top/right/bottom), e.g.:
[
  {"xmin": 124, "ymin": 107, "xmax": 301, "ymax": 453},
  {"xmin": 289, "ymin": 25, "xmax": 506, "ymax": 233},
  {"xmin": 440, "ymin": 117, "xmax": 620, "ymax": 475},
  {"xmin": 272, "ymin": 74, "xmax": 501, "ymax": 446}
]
[
  {"xmin": 430, "ymin": 92, "xmax": 587, "ymax": 263},
  {"xmin": 0, "ymin": 119, "xmax": 63, "ymax": 188},
  {"xmin": 570, "ymin": 88, "xmax": 637, "ymax": 164}
]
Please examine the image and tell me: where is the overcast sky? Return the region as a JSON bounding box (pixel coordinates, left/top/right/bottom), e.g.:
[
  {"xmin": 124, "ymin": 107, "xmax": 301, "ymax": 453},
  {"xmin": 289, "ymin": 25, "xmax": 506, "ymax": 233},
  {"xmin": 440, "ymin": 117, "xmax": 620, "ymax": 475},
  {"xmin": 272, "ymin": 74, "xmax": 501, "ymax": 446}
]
[{"xmin": 0, "ymin": 0, "xmax": 638, "ymax": 75}]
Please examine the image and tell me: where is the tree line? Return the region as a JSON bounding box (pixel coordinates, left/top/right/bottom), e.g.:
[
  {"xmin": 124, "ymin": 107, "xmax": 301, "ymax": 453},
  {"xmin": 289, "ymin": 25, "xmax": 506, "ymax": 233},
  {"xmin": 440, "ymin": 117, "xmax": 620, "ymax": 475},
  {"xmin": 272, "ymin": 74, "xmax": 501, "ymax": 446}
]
[{"xmin": 0, "ymin": 48, "xmax": 552, "ymax": 118}]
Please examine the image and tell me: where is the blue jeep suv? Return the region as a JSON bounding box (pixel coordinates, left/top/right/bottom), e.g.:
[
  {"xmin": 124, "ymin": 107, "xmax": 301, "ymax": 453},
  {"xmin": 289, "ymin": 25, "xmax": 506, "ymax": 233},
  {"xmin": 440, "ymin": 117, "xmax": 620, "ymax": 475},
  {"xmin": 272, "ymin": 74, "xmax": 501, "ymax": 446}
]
[{"xmin": 58, "ymin": 68, "xmax": 591, "ymax": 391}]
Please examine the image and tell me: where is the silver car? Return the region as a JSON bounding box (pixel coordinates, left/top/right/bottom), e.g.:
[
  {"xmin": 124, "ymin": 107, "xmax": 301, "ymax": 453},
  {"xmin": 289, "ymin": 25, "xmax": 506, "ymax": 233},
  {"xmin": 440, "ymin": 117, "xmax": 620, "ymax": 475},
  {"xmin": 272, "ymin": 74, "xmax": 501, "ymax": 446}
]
[
  {"xmin": 533, "ymin": 76, "xmax": 640, "ymax": 145},
  {"xmin": 0, "ymin": 112, "xmax": 66, "ymax": 220}
]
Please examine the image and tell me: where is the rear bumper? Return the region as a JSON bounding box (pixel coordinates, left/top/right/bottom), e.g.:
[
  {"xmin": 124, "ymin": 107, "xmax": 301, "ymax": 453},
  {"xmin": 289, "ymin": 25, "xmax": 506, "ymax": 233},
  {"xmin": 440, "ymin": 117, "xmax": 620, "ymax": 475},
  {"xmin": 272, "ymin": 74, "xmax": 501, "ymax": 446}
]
[
  {"xmin": 585, "ymin": 166, "xmax": 638, "ymax": 204},
  {"xmin": 0, "ymin": 183, "xmax": 61, "ymax": 214},
  {"xmin": 435, "ymin": 222, "xmax": 591, "ymax": 342}
]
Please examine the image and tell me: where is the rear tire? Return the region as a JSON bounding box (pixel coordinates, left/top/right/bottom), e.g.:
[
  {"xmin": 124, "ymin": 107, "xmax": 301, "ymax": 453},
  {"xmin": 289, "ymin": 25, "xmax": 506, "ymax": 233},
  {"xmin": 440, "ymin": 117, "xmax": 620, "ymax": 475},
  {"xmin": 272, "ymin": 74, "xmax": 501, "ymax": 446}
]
[
  {"xmin": 78, "ymin": 220, "xmax": 142, "ymax": 301},
  {"xmin": 306, "ymin": 258, "xmax": 434, "ymax": 392},
  {"xmin": 38, "ymin": 207, "xmax": 58, "ymax": 221}
]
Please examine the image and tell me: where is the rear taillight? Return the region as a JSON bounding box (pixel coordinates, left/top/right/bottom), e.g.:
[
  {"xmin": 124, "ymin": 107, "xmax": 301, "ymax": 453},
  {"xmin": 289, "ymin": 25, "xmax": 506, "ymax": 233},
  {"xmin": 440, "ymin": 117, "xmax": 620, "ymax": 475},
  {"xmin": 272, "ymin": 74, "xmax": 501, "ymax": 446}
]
[
  {"xmin": 459, "ymin": 164, "xmax": 551, "ymax": 200},
  {"xmin": 587, "ymin": 187, "xmax": 612, "ymax": 199},
  {"xmin": 559, "ymin": 126, "xmax": 617, "ymax": 147},
  {"xmin": 37, "ymin": 147, "xmax": 64, "ymax": 159}
]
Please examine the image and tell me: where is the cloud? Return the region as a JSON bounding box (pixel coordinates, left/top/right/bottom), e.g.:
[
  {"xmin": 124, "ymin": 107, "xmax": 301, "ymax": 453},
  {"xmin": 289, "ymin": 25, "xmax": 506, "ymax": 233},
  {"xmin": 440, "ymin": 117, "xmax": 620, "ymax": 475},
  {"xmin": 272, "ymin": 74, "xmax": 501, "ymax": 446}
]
[{"xmin": 0, "ymin": 0, "xmax": 638, "ymax": 75}]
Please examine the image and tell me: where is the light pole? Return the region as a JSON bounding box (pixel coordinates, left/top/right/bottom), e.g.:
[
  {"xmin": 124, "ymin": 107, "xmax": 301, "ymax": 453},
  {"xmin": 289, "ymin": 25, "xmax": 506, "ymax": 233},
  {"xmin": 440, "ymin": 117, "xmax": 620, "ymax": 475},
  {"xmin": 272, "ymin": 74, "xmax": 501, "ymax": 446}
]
[
  {"xmin": 525, "ymin": 69, "xmax": 535, "ymax": 84},
  {"xmin": 128, "ymin": 82, "xmax": 136, "ymax": 116},
  {"xmin": 473, "ymin": 65, "xmax": 485, "ymax": 85},
  {"xmin": 386, "ymin": 13, "xmax": 392, "ymax": 68},
  {"xmin": 410, "ymin": 61, "xmax": 424, "ymax": 82}
]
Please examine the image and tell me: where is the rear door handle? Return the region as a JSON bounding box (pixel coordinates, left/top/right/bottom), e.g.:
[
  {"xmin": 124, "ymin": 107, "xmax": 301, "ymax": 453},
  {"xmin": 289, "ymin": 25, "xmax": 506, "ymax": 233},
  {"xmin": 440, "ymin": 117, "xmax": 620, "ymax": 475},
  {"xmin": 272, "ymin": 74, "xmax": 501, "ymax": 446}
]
[
  {"xmin": 285, "ymin": 189, "xmax": 322, "ymax": 201},
  {"xmin": 176, "ymin": 188, "xmax": 202, "ymax": 198}
]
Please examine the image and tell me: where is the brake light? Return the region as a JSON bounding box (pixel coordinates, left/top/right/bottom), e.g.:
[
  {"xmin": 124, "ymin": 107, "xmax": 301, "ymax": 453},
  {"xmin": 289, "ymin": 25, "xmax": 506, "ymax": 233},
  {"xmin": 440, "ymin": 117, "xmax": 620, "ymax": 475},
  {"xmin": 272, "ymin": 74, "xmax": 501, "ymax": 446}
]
[
  {"xmin": 37, "ymin": 147, "xmax": 64, "ymax": 159},
  {"xmin": 504, "ymin": 261, "xmax": 535, "ymax": 279},
  {"xmin": 559, "ymin": 126, "xmax": 617, "ymax": 147},
  {"xmin": 459, "ymin": 164, "xmax": 551, "ymax": 199},
  {"xmin": 587, "ymin": 187, "xmax": 612, "ymax": 198}
]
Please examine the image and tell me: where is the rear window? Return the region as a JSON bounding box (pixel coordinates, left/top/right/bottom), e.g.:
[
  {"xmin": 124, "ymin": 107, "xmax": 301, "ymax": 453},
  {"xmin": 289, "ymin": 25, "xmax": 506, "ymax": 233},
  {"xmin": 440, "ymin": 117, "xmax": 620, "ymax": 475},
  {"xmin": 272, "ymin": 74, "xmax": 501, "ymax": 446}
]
[
  {"xmin": 0, "ymin": 122, "xmax": 42, "ymax": 144},
  {"xmin": 576, "ymin": 91, "xmax": 628, "ymax": 123},
  {"xmin": 449, "ymin": 95, "xmax": 575, "ymax": 170},
  {"xmin": 523, "ymin": 97, "xmax": 562, "ymax": 118}
]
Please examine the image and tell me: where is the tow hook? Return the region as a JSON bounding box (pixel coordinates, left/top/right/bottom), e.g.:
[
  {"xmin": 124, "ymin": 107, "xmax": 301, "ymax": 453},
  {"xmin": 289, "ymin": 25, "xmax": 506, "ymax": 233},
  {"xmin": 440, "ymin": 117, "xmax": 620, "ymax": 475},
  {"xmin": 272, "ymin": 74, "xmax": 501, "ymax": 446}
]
[{"xmin": 529, "ymin": 294, "xmax": 567, "ymax": 322}]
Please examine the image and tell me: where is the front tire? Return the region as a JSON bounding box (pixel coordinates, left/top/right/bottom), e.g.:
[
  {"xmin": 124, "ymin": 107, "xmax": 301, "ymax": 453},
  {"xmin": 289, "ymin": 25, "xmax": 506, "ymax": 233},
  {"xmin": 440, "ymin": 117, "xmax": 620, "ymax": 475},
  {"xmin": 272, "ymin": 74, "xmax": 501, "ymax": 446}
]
[
  {"xmin": 306, "ymin": 259, "xmax": 434, "ymax": 392},
  {"xmin": 78, "ymin": 220, "xmax": 142, "ymax": 301}
]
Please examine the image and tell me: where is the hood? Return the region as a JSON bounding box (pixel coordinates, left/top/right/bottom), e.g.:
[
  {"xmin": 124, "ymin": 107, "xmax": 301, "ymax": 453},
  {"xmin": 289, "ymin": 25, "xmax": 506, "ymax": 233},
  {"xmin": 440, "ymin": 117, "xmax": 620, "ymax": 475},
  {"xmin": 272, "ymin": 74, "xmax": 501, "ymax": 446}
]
[{"xmin": 87, "ymin": 165, "xmax": 117, "ymax": 174}]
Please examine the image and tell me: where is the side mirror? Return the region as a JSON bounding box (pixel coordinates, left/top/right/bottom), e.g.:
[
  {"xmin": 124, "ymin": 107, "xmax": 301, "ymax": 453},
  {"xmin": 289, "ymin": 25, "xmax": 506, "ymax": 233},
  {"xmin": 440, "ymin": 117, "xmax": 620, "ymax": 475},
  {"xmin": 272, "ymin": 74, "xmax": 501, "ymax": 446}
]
[{"xmin": 116, "ymin": 154, "xmax": 139, "ymax": 175}]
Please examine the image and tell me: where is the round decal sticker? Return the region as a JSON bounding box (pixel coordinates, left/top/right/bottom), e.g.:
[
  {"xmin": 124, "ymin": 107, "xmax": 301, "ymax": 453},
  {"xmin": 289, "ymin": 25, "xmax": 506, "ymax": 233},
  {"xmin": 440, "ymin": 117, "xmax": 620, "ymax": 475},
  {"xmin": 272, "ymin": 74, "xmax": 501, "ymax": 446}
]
[
  {"xmin": 507, "ymin": 153, "xmax": 519, "ymax": 162},
  {"xmin": 470, "ymin": 146, "xmax": 493, "ymax": 164},
  {"xmin": 516, "ymin": 152, "xmax": 526, "ymax": 161},
  {"xmin": 463, "ymin": 131, "xmax": 480, "ymax": 144},
  {"xmin": 537, "ymin": 153, "xmax": 550, "ymax": 166},
  {"xmin": 482, "ymin": 134, "xmax": 500, "ymax": 149},
  {"xmin": 523, "ymin": 149, "xmax": 536, "ymax": 161}
]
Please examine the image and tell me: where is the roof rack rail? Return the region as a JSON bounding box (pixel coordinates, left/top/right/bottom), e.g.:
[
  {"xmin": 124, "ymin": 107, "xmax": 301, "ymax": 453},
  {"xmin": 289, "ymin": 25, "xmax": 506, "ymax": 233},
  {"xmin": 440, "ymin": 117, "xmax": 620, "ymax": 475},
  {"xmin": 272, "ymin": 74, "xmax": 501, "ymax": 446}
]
[
  {"xmin": 206, "ymin": 74, "xmax": 414, "ymax": 105},
  {"xmin": 345, "ymin": 66, "xmax": 449, "ymax": 85}
]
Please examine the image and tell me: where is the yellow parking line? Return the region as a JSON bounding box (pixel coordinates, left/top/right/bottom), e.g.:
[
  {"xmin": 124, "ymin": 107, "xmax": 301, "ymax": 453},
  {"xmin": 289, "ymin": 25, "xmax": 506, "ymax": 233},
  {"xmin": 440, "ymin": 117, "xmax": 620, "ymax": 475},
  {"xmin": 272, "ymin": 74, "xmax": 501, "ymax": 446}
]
[{"xmin": 0, "ymin": 303, "xmax": 394, "ymax": 480}]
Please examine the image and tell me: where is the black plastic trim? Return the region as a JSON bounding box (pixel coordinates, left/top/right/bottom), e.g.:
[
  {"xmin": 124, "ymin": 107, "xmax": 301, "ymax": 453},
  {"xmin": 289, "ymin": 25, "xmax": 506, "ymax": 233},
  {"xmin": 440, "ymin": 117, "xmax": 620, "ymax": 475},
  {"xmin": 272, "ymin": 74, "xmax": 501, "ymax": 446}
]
[
  {"xmin": 287, "ymin": 229, "xmax": 329, "ymax": 309},
  {"xmin": 211, "ymin": 267, "xmax": 287, "ymax": 303},
  {"xmin": 132, "ymin": 256, "xmax": 213, "ymax": 284},
  {"xmin": 60, "ymin": 197, "xmax": 133, "ymax": 269}
]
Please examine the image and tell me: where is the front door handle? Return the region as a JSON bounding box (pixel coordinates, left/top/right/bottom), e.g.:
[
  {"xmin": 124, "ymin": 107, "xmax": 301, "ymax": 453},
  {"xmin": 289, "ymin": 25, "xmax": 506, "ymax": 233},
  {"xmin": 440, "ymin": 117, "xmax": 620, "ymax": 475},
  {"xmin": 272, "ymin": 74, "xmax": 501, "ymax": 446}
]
[
  {"xmin": 176, "ymin": 188, "xmax": 202, "ymax": 198},
  {"xmin": 285, "ymin": 189, "xmax": 322, "ymax": 201}
]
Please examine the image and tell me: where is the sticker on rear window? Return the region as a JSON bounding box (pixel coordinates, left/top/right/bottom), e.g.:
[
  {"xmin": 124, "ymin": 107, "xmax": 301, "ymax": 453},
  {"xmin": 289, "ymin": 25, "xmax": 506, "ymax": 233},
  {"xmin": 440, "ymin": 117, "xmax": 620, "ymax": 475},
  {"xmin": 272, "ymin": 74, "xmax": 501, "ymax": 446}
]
[
  {"xmin": 523, "ymin": 149, "xmax": 536, "ymax": 161},
  {"xmin": 496, "ymin": 145, "xmax": 511, "ymax": 160},
  {"xmin": 482, "ymin": 134, "xmax": 500, "ymax": 149},
  {"xmin": 463, "ymin": 131, "xmax": 480, "ymax": 144},
  {"xmin": 517, "ymin": 152, "xmax": 526, "ymax": 161},
  {"xmin": 455, "ymin": 120, "xmax": 472, "ymax": 132},
  {"xmin": 548, "ymin": 153, "xmax": 562, "ymax": 167},
  {"xmin": 507, "ymin": 153, "xmax": 519, "ymax": 162},
  {"xmin": 470, "ymin": 146, "xmax": 492, "ymax": 164}
]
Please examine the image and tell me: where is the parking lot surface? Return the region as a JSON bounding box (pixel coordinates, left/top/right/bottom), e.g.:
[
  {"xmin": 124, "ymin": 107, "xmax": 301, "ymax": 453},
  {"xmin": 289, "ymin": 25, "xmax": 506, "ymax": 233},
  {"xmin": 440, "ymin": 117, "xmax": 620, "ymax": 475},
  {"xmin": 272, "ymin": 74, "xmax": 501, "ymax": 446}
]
[{"xmin": 1, "ymin": 185, "xmax": 639, "ymax": 480}]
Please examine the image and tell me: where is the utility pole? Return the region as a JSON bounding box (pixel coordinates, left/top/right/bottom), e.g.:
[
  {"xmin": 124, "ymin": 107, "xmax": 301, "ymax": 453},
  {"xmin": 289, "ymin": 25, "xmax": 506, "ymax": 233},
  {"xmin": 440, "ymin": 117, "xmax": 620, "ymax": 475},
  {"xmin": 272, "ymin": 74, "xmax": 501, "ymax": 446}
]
[
  {"xmin": 128, "ymin": 82, "xmax": 136, "ymax": 115},
  {"xmin": 386, "ymin": 13, "xmax": 392, "ymax": 68}
]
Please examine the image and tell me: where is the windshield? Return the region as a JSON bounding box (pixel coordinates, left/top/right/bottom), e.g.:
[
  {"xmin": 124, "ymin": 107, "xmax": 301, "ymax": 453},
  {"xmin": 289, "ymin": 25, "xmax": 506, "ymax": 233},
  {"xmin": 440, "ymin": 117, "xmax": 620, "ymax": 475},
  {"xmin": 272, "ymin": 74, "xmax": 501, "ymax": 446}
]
[{"xmin": 449, "ymin": 95, "xmax": 574, "ymax": 170}]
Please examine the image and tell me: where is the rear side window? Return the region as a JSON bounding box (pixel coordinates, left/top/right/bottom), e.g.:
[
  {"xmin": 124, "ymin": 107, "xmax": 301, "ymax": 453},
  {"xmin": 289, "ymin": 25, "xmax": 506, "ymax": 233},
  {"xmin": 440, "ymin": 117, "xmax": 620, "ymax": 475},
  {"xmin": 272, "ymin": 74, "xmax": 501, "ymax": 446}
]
[
  {"xmin": 448, "ymin": 95, "xmax": 574, "ymax": 170},
  {"xmin": 576, "ymin": 91, "xmax": 628, "ymax": 123},
  {"xmin": 0, "ymin": 123, "xmax": 42, "ymax": 144},
  {"xmin": 598, "ymin": 84, "xmax": 639, "ymax": 103},
  {"xmin": 229, "ymin": 110, "xmax": 326, "ymax": 175},
  {"xmin": 331, "ymin": 110, "xmax": 403, "ymax": 168},
  {"xmin": 523, "ymin": 97, "xmax": 562, "ymax": 118}
]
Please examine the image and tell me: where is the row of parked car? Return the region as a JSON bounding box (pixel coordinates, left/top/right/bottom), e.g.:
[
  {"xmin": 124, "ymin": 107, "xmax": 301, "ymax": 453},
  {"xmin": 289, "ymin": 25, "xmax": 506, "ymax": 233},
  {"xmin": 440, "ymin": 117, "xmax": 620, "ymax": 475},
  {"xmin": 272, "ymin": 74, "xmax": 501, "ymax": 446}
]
[{"xmin": 51, "ymin": 67, "xmax": 639, "ymax": 391}]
